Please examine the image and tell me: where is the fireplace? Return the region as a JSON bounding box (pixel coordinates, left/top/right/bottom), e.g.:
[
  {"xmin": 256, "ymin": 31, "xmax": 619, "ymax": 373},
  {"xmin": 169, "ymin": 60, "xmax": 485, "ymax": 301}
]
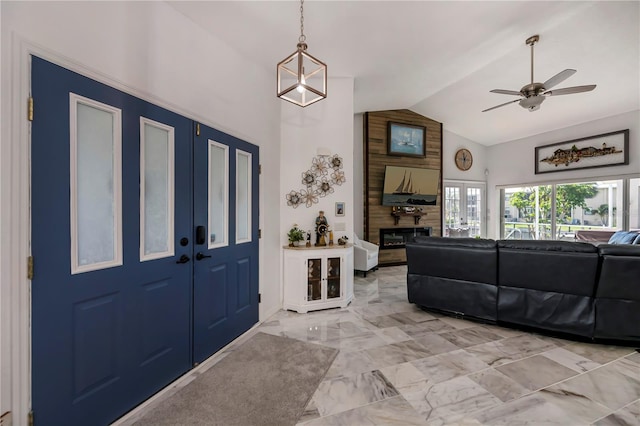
[{"xmin": 379, "ymin": 227, "xmax": 432, "ymax": 250}]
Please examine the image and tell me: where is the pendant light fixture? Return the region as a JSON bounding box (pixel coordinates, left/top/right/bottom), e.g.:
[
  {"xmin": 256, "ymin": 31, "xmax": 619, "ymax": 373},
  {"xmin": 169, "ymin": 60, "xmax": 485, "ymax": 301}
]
[{"xmin": 277, "ymin": 0, "xmax": 327, "ymax": 107}]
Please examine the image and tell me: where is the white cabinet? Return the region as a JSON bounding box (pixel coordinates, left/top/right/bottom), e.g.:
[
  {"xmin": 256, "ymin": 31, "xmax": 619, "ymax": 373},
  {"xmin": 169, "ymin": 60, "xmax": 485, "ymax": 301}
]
[{"xmin": 283, "ymin": 245, "xmax": 354, "ymax": 313}]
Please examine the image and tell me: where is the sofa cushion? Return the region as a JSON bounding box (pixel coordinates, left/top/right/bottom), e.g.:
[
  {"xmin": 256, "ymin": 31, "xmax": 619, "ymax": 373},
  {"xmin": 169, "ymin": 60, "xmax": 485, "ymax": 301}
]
[
  {"xmin": 607, "ymin": 230, "xmax": 640, "ymax": 244},
  {"xmin": 406, "ymin": 239, "xmax": 497, "ymax": 285},
  {"xmin": 498, "ymin": 240, "xmax": 597, "ymax": 253},
  {"xmin": 413, "ymin": 236, "xmax": 497, "ymax": 249},
  {"xmin": 596, "ymin": 244, "xmax": 640, "ymax": 301},
  {"xmin": 498, "ymin": 241, "xmax": 599, "ymax": 296},
  {"xmin": 635, "ymin": 234, "xmax": 640, "ymax": 244}
]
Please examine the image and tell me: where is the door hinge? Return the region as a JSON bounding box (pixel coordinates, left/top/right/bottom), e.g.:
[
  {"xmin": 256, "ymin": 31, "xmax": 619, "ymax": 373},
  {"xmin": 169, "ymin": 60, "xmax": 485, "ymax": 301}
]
[
  {"xmin": 0, "ymin": 411, "xmax": 13, "ymax": 426},
  {"xmin": 28, "ymin": 411, "xmax": 33, "ymax": 426},
  {"xmin": 258, "ymin": 293, "xmax": 261, "ymax": 303},
  {"xmin": 27, "ymin": 256, "xmax": 34, "ymax": 280},
  {"xmin": 196, "ymin": 122, "xmax": 200, "ymax": 136},
  {"xmin": 28, "ymin": 97, "xmax": 34, "ymax": 122},
  {"xmin": 259, "ymin": 164, "xmax": 262, "ymax": 174},
  {"xmin": 258, "ymin": 229, "xmax": 262, "ymax": 239}
]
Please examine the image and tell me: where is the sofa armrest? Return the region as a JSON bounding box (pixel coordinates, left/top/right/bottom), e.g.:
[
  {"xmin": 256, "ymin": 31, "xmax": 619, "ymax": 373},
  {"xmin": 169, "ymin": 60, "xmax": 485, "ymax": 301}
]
[{"xmin": 598, "ymin": 244, "xmax": 640, "ymax": 256}]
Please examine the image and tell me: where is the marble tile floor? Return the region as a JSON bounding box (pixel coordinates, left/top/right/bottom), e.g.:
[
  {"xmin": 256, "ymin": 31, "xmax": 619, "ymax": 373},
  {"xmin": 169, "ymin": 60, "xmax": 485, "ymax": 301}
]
[
  {"xmin": 118, "ymin": 265, "xmax": 640, "ymax": 426},
  {"xmin": 268, "ymin": 266, "xmax": 640, "ymax": 426}
]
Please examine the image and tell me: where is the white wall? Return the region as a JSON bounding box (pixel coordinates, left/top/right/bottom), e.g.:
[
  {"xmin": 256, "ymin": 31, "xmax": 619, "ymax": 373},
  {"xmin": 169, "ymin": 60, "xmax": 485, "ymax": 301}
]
[
  {"xmin": 280, "ymin": 78, "xmax": 355, "ymax": 251},
  {"xmin": 486, "ymin": 110, "xmax": 640, "ymax": 238},
  {"xmin": 442, "ymin": 130, "xmax": 488, "ymax": 183},
  {"xmin": 353, "ymin": 113, "xmax": 364, "ymax": 237},
  {"xmin": 1, "ymin": 1, "xmax": 281, "ymax": 420}
]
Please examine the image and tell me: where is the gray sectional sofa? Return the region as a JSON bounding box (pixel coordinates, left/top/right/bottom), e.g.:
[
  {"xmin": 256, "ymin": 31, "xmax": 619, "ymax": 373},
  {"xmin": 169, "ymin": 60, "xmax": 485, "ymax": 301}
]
[{"xmin": 406, "ymin": 232, "xmax": 640, "ymax": 343}]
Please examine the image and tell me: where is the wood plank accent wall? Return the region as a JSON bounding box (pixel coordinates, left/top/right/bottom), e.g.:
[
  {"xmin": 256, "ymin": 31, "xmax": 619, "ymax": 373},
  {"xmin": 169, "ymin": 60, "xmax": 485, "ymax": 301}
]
[{"xmin": 364, "ymin": 109, "xmax": 442, "ymax": 266}]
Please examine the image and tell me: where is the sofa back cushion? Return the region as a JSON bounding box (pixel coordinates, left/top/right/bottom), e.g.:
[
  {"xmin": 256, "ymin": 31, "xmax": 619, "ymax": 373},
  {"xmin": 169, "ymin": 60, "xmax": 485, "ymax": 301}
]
[
  {"xmin": 596, "ymin": 244, "xmax": 640, "ymax": 300},
  {"xmin": 412, "ymin": 236, "xmax": 496, "ymax": 249},
  {"xmin": 498, "ymin": 240, "xmax": 597, "ymax": 253},
  {"xmin": 406, "ymin": 237, "xmax": 497, "ymax": 285},
  {"xmin": 608, "ymin": 230, "xmax": 640, "ymax": 244},
  {"xmin": 497, "ymin": 240, "xmax": 599, "ymax": 296}
]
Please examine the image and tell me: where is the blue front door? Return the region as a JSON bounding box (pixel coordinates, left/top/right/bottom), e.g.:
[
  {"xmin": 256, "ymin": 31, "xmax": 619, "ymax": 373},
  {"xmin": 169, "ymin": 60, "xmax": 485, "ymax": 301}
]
[
  {"xmin": 192, "ymin": 123, "xmax": 260, "ymax": 362},
  {"xmin": 30, "ymin": 57, "xmax": 259, "ymax": 425}
]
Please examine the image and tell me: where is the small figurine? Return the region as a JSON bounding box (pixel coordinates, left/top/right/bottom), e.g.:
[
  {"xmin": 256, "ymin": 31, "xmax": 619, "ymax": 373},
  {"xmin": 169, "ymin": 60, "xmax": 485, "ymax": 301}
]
[
  {"xmin": 306, "ymin": 231, "xmax": 311, "ymax": 247},
  {"xmin": 315, "ymin": 210, "xmax": 329, "ymax": 246}
]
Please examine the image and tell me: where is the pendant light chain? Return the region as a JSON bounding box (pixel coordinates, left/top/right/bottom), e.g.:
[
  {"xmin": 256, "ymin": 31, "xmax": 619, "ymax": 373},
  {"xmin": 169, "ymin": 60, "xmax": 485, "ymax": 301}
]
[{"xmin": 299, "ymin": 0, "xmax": 306, "ymax": 43}]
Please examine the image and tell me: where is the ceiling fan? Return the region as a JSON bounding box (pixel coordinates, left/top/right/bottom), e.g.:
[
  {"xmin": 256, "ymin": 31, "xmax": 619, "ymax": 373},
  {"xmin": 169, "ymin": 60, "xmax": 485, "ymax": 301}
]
[{"xmin": 483, "ymin": 35, "xmax": 596, "ymax": 112}]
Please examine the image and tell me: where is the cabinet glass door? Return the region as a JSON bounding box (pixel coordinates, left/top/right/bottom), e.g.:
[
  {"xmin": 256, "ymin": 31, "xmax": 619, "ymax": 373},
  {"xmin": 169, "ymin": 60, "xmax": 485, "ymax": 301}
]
[
  {"xmin": 307, "ymin": 258, "xmax": 322, "ymax": 301},
  {"xmin": 327, "ymin": 257, "xmax": 341, "ymax": 299}
]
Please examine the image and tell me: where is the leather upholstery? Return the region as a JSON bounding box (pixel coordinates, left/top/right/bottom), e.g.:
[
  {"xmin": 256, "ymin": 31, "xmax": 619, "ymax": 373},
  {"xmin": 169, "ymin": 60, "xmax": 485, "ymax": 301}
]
[
  {"xmin": 497, "ymin": 240, "xmax": 597, "ymax": 253},
  {"xmin": 406, "ymin": 238, "xmax": 498, "ymax": 321},
  {"xmin": 594, "ymin": 244, "xmax": 640, "ymax": 341},
  {"xmin": 498, "ymin": 246, "xmax": 598, "ymax": 296},
  {"xmin": 406, "ymin": 237, "xmax": 640, "ymax": 342}
]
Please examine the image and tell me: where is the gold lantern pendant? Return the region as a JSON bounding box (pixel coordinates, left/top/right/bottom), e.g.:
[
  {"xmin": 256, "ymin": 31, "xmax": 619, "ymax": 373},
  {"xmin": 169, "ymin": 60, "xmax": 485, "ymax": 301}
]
[{"xmin": 277, "ymin": 0, "xmax": 327, "ymax": 107}]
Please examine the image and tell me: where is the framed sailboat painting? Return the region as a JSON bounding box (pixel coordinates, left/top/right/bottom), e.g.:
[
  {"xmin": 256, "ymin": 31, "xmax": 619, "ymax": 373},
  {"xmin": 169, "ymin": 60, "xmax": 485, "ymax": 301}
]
[
  {"xmin": 382, "ymin": 165, "xmax": 440, "ymax": 206},
  {"xmin": 387, "ymin": 122, "xmax": 426, "ymax": 157}
]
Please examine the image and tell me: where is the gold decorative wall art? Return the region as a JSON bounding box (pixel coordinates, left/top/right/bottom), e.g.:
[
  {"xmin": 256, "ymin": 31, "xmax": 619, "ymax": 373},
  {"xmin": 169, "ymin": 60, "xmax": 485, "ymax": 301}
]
[{"xmin": 535, "ymin": 129, "xmax": 629, "ymax": 174}]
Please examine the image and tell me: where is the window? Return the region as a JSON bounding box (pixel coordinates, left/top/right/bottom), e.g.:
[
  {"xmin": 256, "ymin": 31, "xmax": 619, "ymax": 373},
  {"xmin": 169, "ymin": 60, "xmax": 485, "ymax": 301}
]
[
  {"xmin": 70, "ymin": 94, "xmax": 122, "ymax": 274},
  {"xmin": 501, "ymin": 178, "xmax": 633, "ymax": 241},
  {"xmin": 140, "ymin": 118, "xmax": 175, "ymax": 261},
  {"xmin": 208, "ymin": 140, "xmax": 229, "ymax": 248}
]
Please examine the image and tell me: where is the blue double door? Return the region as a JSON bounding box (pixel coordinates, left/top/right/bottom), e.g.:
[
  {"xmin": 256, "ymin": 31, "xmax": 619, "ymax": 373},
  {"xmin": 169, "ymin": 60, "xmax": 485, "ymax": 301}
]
[{"xmin": 30, "ymin": 57, "xmax": 259, "ymax": 425}]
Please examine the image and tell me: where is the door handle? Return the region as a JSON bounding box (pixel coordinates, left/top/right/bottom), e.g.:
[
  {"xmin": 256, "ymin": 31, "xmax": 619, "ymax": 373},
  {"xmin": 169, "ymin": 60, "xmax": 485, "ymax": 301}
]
[
  {"xmin": 195, "ymin": 252, "xmax": 212, "ymax": 261},
  {"xmin": 176, "ymin": 254, "xmax": 191, "ymax": 264}
]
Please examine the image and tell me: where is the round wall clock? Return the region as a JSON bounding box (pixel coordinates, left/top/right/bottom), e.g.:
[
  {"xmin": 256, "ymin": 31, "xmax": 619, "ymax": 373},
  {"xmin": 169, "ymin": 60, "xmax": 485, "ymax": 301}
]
[{"xmin": 455, "ymin": 149, "xmax": 473, "ymax": 171}]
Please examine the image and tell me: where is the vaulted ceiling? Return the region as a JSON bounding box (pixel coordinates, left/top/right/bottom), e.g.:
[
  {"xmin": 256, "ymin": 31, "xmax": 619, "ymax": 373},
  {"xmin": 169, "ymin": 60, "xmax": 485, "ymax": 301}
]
[{"xmin": 168, "ymin": 1, "xmax": 639, "ymax": 146}]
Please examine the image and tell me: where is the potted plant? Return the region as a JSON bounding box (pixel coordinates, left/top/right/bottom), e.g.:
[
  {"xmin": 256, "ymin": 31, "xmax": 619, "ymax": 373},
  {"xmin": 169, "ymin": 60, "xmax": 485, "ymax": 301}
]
[{"xmin": 287, "ymin": 224, "xmax": 305, "ymax": 246}]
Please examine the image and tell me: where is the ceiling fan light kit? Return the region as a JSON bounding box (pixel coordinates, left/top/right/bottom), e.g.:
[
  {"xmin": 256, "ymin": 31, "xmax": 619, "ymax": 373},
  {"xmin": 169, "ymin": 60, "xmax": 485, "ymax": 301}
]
[{"xmin": 483, "ymin": 34, "xmax": 596, "ymax": 113}]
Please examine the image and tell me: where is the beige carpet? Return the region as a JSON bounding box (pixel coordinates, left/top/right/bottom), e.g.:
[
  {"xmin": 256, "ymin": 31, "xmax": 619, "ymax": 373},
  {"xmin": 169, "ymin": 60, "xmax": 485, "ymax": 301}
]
[{"xmin": 134, "ymin": 332, "xmax": 338, "ymax": 426}]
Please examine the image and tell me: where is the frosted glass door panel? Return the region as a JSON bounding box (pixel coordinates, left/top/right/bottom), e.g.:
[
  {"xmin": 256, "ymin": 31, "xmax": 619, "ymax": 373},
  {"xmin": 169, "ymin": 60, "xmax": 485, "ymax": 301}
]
[
  {"xmin": 140, "ymin": 119, "xmax": 174, "ymax": 261},
  {"xmin": 208, "ymin": 141, "xmax": 228, "ymax": 248},
  {"xmin": 70, "ymin": 95, "xmax": 122, "ymax": 274},
  {"xmin": 236, "ymin": 151, "xmax": 251, "ymax": 243}
]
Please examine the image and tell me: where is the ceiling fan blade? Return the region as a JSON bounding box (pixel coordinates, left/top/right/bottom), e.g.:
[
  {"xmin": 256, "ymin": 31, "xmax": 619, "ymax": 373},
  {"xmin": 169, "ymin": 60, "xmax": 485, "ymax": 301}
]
[
  {"xmin": 482, "ymin": 98, "xmax": 520, "ymax": 112},
  {"xmin": 490, "ymin": 89, "xmax": 522, "ymax": 96},
  {"xmin": 543, "ymin": 69, "xmax": 576, "ymax": 90},
  {"xmin": 544, "ymin": 84, "xmax": 596, "ymax": 96}
]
